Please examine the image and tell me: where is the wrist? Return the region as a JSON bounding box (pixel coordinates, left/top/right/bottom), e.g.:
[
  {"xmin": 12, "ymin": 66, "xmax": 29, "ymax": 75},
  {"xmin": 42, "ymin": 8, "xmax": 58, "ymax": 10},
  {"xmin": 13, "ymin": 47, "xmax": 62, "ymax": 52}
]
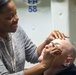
[
  {"xmin": 40, "ymin": 62, "xmax": 49, "ymax": 70},
  {"xmin": 45, "ymin": 38, "xmax": 51, "ymax": 44},
  {"xmin": 23, "ymin": 63, "xmax": 48, "ymax": 75}
]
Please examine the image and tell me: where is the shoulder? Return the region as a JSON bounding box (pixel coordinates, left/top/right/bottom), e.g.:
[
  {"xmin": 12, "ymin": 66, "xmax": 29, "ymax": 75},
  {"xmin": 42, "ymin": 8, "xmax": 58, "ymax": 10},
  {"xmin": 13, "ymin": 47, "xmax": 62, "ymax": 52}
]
[
  {"xmin": 17, "ymin": 25, "xmax": 25, "ymax": 33},
  {"xmin": 12, "ymin": 25, "xmax": 31, "ymax": 43},
  {"xmin": 13, "ymin": 25, "xmax": 28, "ymax": 37},
  {"xmin": 67, "ymin": 64, "xmax": 76, "ymax": 74}
]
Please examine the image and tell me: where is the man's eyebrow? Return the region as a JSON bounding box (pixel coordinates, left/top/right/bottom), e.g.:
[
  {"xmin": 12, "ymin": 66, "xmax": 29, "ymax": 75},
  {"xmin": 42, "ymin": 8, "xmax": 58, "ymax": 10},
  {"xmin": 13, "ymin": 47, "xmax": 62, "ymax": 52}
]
[
  {"xmin": 51, "ymin": 42, "xmax": 57, "ymax": 47},
  {"xmin": 51, "ymin": 42, "xmax": 61, "ymax": 47}
]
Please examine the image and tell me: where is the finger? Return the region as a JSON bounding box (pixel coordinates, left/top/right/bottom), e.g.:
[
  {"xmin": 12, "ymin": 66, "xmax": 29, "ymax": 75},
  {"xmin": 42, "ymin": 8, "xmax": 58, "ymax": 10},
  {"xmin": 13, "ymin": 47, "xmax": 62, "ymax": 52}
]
[
  {"xmin": 38, "ymin": 49, "xmax": 49, "ymax": 62},
  {"xmin": 51, "ymin": 30, "xmax": 59, "ymax": 39},
  {"xmin": 54, "ymin": 30, "xmax": 69, "ymax": 40},
  {"xmin": 46, "ymin": 46, "xmax": 58, "ymax": 52},
  {"xmin": 64, "ymin": 35, "xmax": 70, "ymax": 38},
  {"xmin": 38, "ymin": 55, "xmax": 43, "ymax": 62},
  {"xmin": 46, "ymin": 46, "xmax": 62, "ymax": 53},
  {"xmin": 51, "ymin": 30, "xmax": 62, "ymax": 39},
  {"xmin": 59, "ymin": 33, "xmax": 70, "ymax": 40},
  {"xmin": 55, "ymin": 30, "xmax": 64, "ymax": 39},
  {"xmin": 50, "ymin": 49, "xmax": 62, "ymax": 56},
  {"xmin": 41, "ymin": 48, "xmax": 46, "ymax": 56},
  {"xmin": 50, "ymin": 36, "xmax": 56, "ymax": 40}
]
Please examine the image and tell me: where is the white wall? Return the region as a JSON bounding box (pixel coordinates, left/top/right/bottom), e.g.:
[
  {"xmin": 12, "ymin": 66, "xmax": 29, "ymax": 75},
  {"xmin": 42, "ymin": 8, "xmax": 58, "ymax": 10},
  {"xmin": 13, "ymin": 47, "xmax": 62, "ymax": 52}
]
[
  {"xmin": 14, "ymin": 0, "xmax": 52, "ymax": 46},
  {"xmin": 13, "ymin": 0, "xmax": 76, "ymax": 68}
]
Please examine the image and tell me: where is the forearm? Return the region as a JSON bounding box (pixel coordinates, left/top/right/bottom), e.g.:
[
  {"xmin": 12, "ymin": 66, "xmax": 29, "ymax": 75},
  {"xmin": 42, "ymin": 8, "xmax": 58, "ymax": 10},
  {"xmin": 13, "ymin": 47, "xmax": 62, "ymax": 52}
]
[
  {"xmin": 37, "ymin": 39, "xmax": 51, "ymax": 56},
  {"xmin": 23, "ymin": 63, "xmax": 47, "ymax": 75}
]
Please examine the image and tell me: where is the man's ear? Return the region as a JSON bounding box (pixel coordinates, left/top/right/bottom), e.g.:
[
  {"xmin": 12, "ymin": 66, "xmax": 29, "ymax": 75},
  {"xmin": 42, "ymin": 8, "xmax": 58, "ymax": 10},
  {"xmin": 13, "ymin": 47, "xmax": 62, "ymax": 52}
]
[{"xmin": 63, "ymin": 56, "xmax": 73, "ymax": 66}]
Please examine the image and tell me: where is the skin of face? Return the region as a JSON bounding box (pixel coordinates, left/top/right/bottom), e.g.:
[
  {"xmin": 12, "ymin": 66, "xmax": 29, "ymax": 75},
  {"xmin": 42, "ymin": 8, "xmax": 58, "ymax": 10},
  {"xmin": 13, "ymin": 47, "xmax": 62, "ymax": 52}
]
[
  {"xmin": 38, "ymin": 39, "xmax": 75, "ymax": 68},
  {"xmin": 50, "ymin": 39, "xmax": 69, "ymax": 67},
  {"xmin": 0, "ymin": 0, "xmax": 19, "ymax": 33}
]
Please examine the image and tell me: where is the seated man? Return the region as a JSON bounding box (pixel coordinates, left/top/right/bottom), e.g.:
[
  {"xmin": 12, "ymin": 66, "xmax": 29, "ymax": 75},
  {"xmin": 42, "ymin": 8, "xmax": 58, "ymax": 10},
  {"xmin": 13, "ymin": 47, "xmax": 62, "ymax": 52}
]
[{"xmin": 38, "ymin": 39, "xmax": 76, "ymax": 75}]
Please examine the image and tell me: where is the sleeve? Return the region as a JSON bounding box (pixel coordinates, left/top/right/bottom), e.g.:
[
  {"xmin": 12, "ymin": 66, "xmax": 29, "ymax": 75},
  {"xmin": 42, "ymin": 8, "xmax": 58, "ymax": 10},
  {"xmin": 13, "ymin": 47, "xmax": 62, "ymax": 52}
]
[
  {"xmin": 0, "ymin": 57, "xmax": 24, "ymax": 75},
  {"xmin": 24, "ymin": 33, "xmax": 39, "ymax": 63},
  {"xmin": 17, "ymin": 26, "xmax": 39, "ymax": 63}
]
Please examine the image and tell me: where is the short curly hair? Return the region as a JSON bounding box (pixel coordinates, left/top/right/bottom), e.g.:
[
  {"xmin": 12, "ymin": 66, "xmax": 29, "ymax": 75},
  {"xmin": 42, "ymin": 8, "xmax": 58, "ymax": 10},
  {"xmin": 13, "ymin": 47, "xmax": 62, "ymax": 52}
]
[{"xmin": 0, "ymin": 0, "xmax": 11, "ymax": 12}]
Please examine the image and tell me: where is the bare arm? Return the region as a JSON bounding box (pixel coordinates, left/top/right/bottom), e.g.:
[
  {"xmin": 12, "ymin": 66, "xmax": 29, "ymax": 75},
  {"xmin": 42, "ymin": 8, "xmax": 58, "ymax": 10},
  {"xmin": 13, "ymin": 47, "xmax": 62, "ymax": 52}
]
[{"xmin": 24, "ymin": 47, "xmax": 61, "ymax": 75}]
